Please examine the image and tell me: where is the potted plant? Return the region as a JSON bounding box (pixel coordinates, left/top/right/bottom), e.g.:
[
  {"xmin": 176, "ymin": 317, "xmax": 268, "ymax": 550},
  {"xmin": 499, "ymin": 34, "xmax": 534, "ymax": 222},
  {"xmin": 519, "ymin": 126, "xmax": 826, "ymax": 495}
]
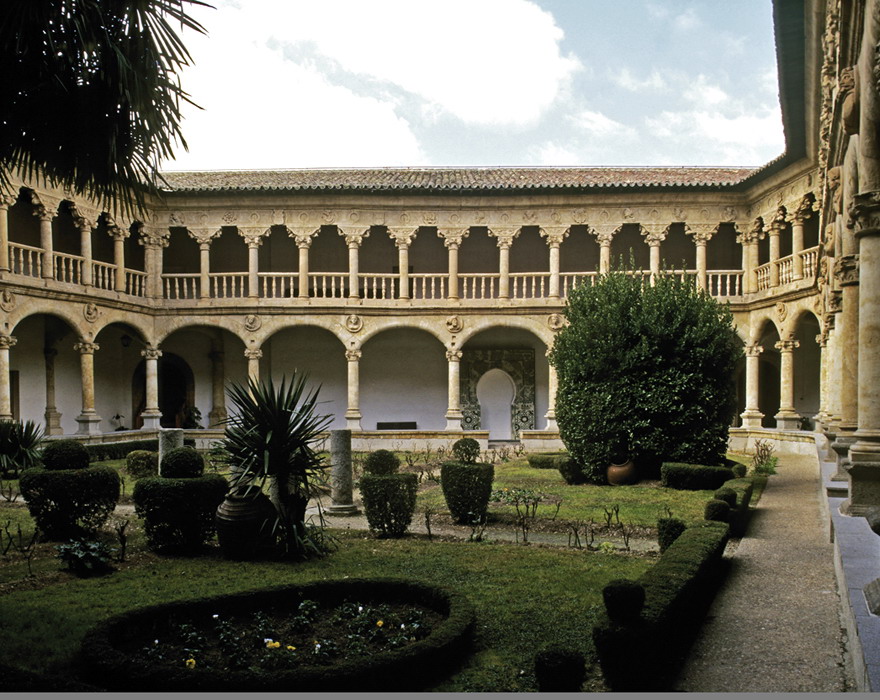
[
  {"xmin": 606, "ymin": 432, "xmax": 637, "ymax": 486},
  {"xmin": 217, "ymin": 374, "xmax": 331, "ymax": 560}
]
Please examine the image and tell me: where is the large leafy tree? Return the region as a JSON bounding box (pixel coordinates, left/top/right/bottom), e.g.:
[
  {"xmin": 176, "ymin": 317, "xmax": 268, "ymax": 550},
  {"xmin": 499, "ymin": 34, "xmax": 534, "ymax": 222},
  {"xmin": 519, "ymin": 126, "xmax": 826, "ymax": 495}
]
[
  {"xmin": 0, "ymin": 0, "xmax": 208, "ymax": 216},
  {"xmin": 549, "ymin": 269, "xmax": 742, "ymax": 484}
]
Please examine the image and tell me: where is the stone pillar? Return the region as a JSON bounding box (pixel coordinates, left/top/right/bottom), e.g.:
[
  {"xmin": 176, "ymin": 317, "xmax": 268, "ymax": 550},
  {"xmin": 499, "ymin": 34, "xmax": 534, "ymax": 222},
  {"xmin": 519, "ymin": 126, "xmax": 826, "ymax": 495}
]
[
  {"xmin": 737, "ymin": 218, "xmax": 764, "ymax": 294},
  {"xmin": 642, "ymin": 224, "xmax": 667, "ymax": 280},
  {"xmin": 188, "ymin": 228, "xmax": 220, "ymax": 299},
  {"xmin": 815, "ymin": 329, "xmax": 831, "ymax": 430},
  {"xmin": 0, "ymin": 194, "xmax": 14, "ymax": 272},
  {"xmin": 541, "ymin": 226, "xmax": 569, "ymax": 299},
  {"xmin": 241, "ymin": 228, "xmax": 265, "ymax": 300},
  {"xmin": 140, "ymin": 346, "xmax": 162, "ymax": 430},
  {"xmin": 774, "ymin": 338, "xmax": 802, "ymax": 429},
  {"xmin": 76, "ymin": 216, "xmax": 93, "ymax": 287},
  {"xmin": 791, "ymin": 197, "xmax": 812, "ymax": 280},
  {"xmin": 835, "ymin": 255, "xmax": 860, "ymax": 436},
  {"xmin": 74, "ymin": 341, "xmax": 102, "ymax": 434},
  {"xmin": 768, "ymin": 207, "xmax": 786, "ymax": 288},
  {"xmin": 0, "ymin": 335, "xmax": 17, "ymax": 420},
  {"xmin": 388, "ymin": 228, "xmax": 417, "ymax": 300},
  {"xmin": 545, "ymin": 351, "xmax": 558, "ymax": 431},
  {"xmin": 35, "ymin": 204, "xmax": 54, "ymax": 279},
  {"xmin": 158, "ymin": 428, "xmax": 184, "ymax": 475},
  {"xmin": 490, "ymin": 228, "xmax": 519, "ymax": 299},
  {"xmin": 111, "ymin": 226, "xmax": 129, "ymax": 292},
  {"xmin": 445, "ymin": 349, "xmax": 463, "ymax": 430},
  {"xmin": 290, "ymin": 228, "xmax": 316, "ymax": 299},
  {"xmin": 688, "ymin": 224, "xmax": 715, "ymax": 292},
  {"xmin": 139, "ymin": 226, "xmax": 170, "ymax": 299},
  {"xmin": 341, "ymin": 228, "xmax": 369, "ymax": 299},
  {"xmin": 43, "ymin": 348, "xmax": 62, "ymax": 435},
  {"xmin": 245, "ymin": 348, "xmax": 262, "ymax": 386},
  {"xmin": 592, "ymin": 226, "xmax": 616, "ymax": 274},
  {"xmin": 845, "ymin": 192, "xmax": 880, "ymax": 513},
  {"xmin": 326, "ymin": 429, "xmax": 358, "ymax": 515},
  {"xmin": 208, "ymin": 349, "xmax": 227, "ymax": 428},
  {"xmin": 441, "ymin": 228, "xmax": 468, "ymax": 300},
  {"xmin": 345, "ymin": 349, "xmax": 362, "ymax": 430},
  {"xmin": 740, "ymin": 343, "xmax": 764, "ymax": 428}
]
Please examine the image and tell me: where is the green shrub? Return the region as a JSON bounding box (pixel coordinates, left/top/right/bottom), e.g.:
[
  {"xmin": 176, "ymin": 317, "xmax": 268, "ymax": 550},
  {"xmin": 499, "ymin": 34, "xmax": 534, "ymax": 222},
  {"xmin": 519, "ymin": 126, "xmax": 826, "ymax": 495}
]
[
  {"xmin": 602, "ymin": 579, "xmax": 645, "ymax": 623},
  {"xmin": 730, "ymin": 462, "xmax": 747, "ymax": 478},
  {"xmin": 19, "ymin": 466, "xmax": 120, "ymax": 539},
  {"xmin": 534, "ymin": 646, "xmax": 586, "ymax": 692},
  {"xmin": 549, "ymin": 268, "xmax": 741, "ymax": 483},
  {"xmin": 363, "ymin": 449, "xmax": 400, "ymax": 475},
  {"xmin": 56, "ymin": 539, "xmax": 115, "ymax": 577},
  {"xmin": 126, "ymin": 450, "xmax": 158, "ymax": 479},
  {"xmin": 557, "ymin": 455, "xmax": 586, "ymax": 485},
  {"xmin": 526, "ymin": 452, "xmax": 566, "ymax": 469},
  {"xmin": 704, "ymin": 499, "xmax": 731, "ymax": 523},
  {"xmin": 720, "ymin": 477, "xmax": 755, "ymax": 536},
  {"xmin": 440, "ymin": 461, "xmax": 494, "ymax": 524},
  {"xmin": 133, "ymin": 474, "xmax": 228, "ymax": 553},
  {"xmin": 713, "ymin": 487, "xmax": 737, "ymax": 507},
  {"xmin": 660, "ymin": 462, "xmax": 734, "ymax": 490},
  {"xmin": 657, "ymin": 517, "xmax": 686, "ymax": 553},
  {"xmin": 160, "ymin": 446, "xmax": 204, "ymax": 478},
  {"xmin": 360, "ymin": 473, "xmax": 418, "ymax": 537},
  {"xmin": 0, "ymin": 420, "xmax": 44, "ymax": 477},
  {"xmin": 751, "ymin": 439, "xmax": 778, "ymax": 475},
  {"xmin": 84, "ymin": 438, "xmax": 195, "ymax": 463},
  {"xmin": 41, "ymin": 439, "xmax": 89, "ymax": 471},
  {"xmin": 451, "ymin": 438, "xmax": 481, "ymax": 464}
]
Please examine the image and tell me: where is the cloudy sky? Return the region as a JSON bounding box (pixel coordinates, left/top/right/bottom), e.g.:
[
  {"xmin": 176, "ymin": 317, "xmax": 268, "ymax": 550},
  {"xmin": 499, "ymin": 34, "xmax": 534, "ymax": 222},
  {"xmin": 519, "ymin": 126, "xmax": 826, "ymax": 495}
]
[{"xmin": 164, "ymin": 0, "xmax": 784, "ymax": 171}]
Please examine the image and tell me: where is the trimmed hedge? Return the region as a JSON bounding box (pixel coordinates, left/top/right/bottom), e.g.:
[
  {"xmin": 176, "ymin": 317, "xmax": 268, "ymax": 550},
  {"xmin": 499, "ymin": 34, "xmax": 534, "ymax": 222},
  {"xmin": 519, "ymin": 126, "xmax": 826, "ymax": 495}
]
[
  {"xmin": 526, "ymin": 452, "xmax": 567, "ymax": 469},
  {"xmin": 41, "ymin": 439, "xmax": 89, "ymax": 471},
  {"xmin": 126, "ymin": 451, "xmax": 158, "ymax": 479},
  {"xmin": 451, "ymin": 438, "xmax": 481, "ymax": 464},
  {"xmin": 440, "ymin": 461, "xmax": 494, "ymax": 524},
  {"xmin": 84, "ymin": 438, "xmax": 196, "ymax": 463},
  {"xmin": 720, "ymin": 477, "xmax": 755, "ymax": 536},
  {"xmin": 160, "ymin": 446, "xmax": 204, "ymax": 478},
  {"xmin": 19, "ymin": 466, "xmax": 120, "ymax": 540},
  {"xmin": 704, "ymin": 498, "xmax": 731, "ymax": 522},
  {"xmin": 592, "ymin": 520, "xmax": 730, "ymax": 691},
  {"xmin": 657, "ymin": 517, "xmax": 686, "ymax": 553},
  {"xmin": 360, "ymin": 473, "xmax": 418, "ymax": 537},
  {"xmin": 660, "ymin": 462, "xmax": 735, "ymax": 491},
  {"xmin": 79, "ymin": 578, "xmax": 476, "ymax": 692},
  {"xmin": 133, "ymin": 474, "xmax": 228, "ymax": 553},
  {"xmin": 363, "ymin": 449, "xmax": 400, "ymax": 476}
]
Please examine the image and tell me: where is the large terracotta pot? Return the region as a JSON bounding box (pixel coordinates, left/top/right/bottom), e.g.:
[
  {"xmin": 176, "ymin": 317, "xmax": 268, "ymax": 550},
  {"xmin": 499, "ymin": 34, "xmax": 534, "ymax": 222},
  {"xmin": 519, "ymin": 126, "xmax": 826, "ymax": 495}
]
[
  {"xmin": 215, "ymin": 487, "xmax": 277, "ymax": 560},
  {"xmin": 606, "ymin": 459, "xmax": 638, "ymax": 486}
]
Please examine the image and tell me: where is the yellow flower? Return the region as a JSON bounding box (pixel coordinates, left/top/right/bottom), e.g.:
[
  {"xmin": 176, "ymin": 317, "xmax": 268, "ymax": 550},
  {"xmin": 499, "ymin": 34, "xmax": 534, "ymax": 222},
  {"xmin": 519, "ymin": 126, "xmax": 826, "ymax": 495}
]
[
  {"xmin": 185, "ymin": 658, "xmax": 196, "ymax": 669},
  {"xmin": 376, "ymin": 620, "xmax": 384, "ymax": 628},
  {"xmin": 266, "ymin": 641, "xmax": 281, "ymax": 649},
  {"xmin": 287, "ymin": 645, "xmax": 296, "ymax": 651}
]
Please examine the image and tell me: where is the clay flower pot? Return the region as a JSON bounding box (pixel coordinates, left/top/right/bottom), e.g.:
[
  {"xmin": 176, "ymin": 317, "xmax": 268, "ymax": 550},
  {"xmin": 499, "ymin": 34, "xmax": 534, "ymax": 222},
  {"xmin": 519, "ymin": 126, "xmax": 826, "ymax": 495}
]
[{"xmin": 607, "ymin": 459, "xmax": 637, "ymax": 486}]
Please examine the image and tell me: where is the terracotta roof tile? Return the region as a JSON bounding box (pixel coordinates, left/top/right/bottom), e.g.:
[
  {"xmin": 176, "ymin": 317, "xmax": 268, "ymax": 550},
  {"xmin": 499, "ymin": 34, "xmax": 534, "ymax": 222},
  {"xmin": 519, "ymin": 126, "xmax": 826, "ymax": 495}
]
[{"xmin": 159, "ymin": 166, "xmax": 758, "ymax": 193}]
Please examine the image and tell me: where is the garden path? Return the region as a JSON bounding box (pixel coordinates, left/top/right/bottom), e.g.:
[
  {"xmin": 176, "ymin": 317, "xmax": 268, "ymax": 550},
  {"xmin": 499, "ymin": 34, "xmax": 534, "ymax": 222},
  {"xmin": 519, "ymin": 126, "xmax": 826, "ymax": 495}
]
[{"xmin": 673, "ymin": 453, "xmax": 854, "ymax": 692}]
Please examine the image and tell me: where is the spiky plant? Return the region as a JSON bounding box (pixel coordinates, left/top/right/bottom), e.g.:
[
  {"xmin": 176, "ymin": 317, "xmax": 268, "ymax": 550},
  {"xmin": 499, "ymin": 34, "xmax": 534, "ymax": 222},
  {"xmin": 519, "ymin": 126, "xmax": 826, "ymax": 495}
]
[
  {"xmin": 0, "ymin": 420, "xmax": 45, "ymax": 478},
  {"xmin": 221, "ymin": 375, "xmax": 331, "ymax": 559}
]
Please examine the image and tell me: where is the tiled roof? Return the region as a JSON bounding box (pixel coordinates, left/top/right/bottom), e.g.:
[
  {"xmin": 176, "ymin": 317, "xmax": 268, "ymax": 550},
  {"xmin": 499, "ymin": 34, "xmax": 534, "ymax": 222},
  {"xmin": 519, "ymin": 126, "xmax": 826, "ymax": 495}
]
[{"xmin": 159, "ymin": 166, "xmax": 758, "ymax": 193}]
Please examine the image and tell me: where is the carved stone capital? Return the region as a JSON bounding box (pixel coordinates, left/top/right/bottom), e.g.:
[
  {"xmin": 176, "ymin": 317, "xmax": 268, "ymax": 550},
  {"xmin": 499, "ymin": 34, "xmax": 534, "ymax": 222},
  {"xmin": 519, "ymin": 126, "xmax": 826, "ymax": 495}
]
[
  {"xmin": 439, "ymin": 228, "xmax": 469, "ymax": 249},
  {"xmin": 793, "ymin": 195, "xmax": 814, "ymax": 223},
  {"xmin": 833, "ymin": 254, "xmax": 859, "ymax": 286},
  {"xmin": 737, "ymin": 217, "xmax": 765, "ymax": 245},
  {"xmin": 641, "ymin": 223, "xmax": 669, "ymax": 245},
  {"xmin": 850, "ymin": 191, "xmax": 880, "ymax": 235},
  {"xmin": 489, "ymin": 227, "xmax": 520, "ymax": 249},
  {"xmin": 745, "ymin": 343, "xmax": 764, "ymax": 358},
  {"xmin": 188, "ymin": 227, "xmax": 222, "ymax": 246},
  {"xmin": 589, "ymin": 224, "xmax": 617, "ymax": 246},
  {"xmin": 345, "ymin": 349, "xmax": 362, "ymax": 362},
  {"xmin": 244, "ymin": 348, "xmax": 263, "ymax": 361},
  {"xmin": 141, "ymin": 346, "xmax": 162, "ymax": 361},
  {"xmin": 139, "ymin": 226, "xmax": 170, "ymax": 249},
  {"xmin": 446, "ymin": 349, "xmax": 463, "ymax": 362},
  {"xmin": 0, "ymin": 335, "xmax": 17, "ymax": 350},
  {"xmin": 769, "ymin": 206, "xmax": 788, "ymax": 233},
  {"xmin": 340, "ymin": 227, "xmax": 370, "ymax": 247},
  {"xmin": 829, "ymin": 289, "xmax": 843, "ymax": 314},
  {"xmin": 0, "ymin": 193, "xmax": 16, "ymax": 209},
  {"xmin": 775, "ymin": 339, "xmax": 800, "ymax": 353},
  {"xmin": 686, "ymin": 224, "xmax": 716, "ymax": 244},
  {"xmin": 32, "ymin": 204, "xmax": 54, "ymax": 222},
  {"xmin": 74, "ymin": 341, "xmax": 100, "ymax": 355},
  {"xmin": 539, "ymin": 226, "xmax": 569, "ymax": 247},
  {"xmin": 289, "ymin": 227, "xmax": 319, "ymax": 248},
  {"xmin": 387, "ymin": 227, "xmax": 418, "ymax": 248},
  {"xmin": 239, "ymin": 227, "xmax": 268, "ymax": 248}
]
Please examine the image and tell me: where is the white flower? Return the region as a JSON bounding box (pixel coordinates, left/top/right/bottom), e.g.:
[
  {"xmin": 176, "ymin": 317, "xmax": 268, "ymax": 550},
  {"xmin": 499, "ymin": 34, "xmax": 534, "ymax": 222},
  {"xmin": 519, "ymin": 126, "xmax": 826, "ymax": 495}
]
[
  {"xmin": 400, "ymin": 624, "xmax": 406, "ymax": 629},
  {"xmin": 154, "ymin": 639, "xmax": 159, "ymax": 645},
  {"xmin": 212, "ymin": 614, "xmax": 219, "ymax": 619},
  {"xmin": 263, "ymin": 638, "xmax": 273, "ymax": 643},
  {"xmin": 314, "ymin": 643, "xmax": 321, "ymax": 651},
  {"xmin": 357, "ymin": 606, "xmax": 363, "ymax": 613}
]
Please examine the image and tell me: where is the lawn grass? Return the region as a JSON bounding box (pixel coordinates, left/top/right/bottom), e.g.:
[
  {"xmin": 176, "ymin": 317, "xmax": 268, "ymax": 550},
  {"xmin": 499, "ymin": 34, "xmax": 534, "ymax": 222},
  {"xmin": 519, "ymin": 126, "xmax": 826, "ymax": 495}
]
[{"xmin": 0, "ymin": 529, "xmax": 650, "ymax": 692}]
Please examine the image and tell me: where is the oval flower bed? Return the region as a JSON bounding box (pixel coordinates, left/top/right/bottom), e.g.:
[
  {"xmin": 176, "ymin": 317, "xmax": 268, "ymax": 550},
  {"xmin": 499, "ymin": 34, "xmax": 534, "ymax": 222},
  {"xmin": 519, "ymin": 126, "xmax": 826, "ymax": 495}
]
[{"xmin": 79, "ymin": 578, "xmax": 475, "ymax": 692}]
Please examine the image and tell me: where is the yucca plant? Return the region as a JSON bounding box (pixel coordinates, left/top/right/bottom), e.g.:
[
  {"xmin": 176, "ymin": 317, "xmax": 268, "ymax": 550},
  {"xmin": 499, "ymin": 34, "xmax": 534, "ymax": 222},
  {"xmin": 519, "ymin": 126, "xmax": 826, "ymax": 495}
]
[
  {"xmin": 221, "ymin": 375, "xmax": 332, "ymax": 560},
  {"xmin": 0, "ymin": 419, "xmax": 44, "ymax": 478}
]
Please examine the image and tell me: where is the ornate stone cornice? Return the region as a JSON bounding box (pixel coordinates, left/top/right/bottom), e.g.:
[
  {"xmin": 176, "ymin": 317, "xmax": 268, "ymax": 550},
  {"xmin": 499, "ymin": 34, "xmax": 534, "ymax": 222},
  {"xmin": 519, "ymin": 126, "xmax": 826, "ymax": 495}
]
[
  {"xmin": 339, "ymin": 227, "xmax": 370, "ymax": 247},
  {"xmin": 387, "ymin": 227, "xmax": 418, "ymax": 248},
  {"xmin": 439, "ymin": 228, "xmax": 469, "ymax": 249},
  {"xmin": 833, "ymin": 254, "xmax": 859, "ymax": 286},
  {"xmin": 141, "ymin": 347, "xmax": 162, "ymax": 360},
  {"xmin": 539, "ymin": 226, "xmax": 569, "ymax": 247},
  {"xmin": 489, "ymin": 227, "xmax": 520, "ymax": 249},
  {"xmin": 74, "ymin": 341, "xmax": 100, "ymax": 354}
]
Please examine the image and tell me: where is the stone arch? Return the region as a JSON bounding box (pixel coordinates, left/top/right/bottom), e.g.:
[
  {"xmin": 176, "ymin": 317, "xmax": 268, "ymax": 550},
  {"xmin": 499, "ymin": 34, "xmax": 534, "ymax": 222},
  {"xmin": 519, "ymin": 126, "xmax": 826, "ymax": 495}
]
[
  {"xmin": 476, "ymin": 368, "xmax": 517, "ymax": 440},
  {"xmin": 93, "ymin": 321, "xmax": 152, "ymax": 431},
  {"xmin": 131, "ymin": 351, "xmax": 195, "ymax": 429},
  {"xmin": 8, "ymin": 302, "xmax": 86, "ymax": 339},
  {"xmin": 791, "ymin": 309, "xmax": 822, "ymax": 429},
  {"xmin": 358, "ymin": 318, "xmax": 447, "ymax": 347},
  {"xmin": 456, "ymin": 316, "xmax": 554, "ymax": 349},
  {"xmin": 154, "ymin": 316, "xmax": 248, "ymax": 348},
  {"xmin": 755, "ymin": 319, "xmax": 781, "ymax": 428}
]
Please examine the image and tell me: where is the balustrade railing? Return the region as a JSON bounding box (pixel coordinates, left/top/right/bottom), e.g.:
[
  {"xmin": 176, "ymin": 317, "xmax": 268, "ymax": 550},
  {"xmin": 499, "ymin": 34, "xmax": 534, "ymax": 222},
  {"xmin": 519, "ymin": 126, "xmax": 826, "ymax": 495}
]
[
  {"xmin": 260, "ymin": 273, "xmax": 296, "ymax": 299},
  {"xmin": 707, "ymin": 270, "xmax": 743, "ymax": 297},
  {"xmin": 310, "ymin": 273, "xmax": 348, "ymax": 299},
  {"xmin": 126, "ymin": 270, "xmax": 147, "ymax": 297},
  {"xmin": 361, "ymin": 273, "xmax": 397, "ymax": 299},
  {"xmin": 92, "ymin": 261, "xmax": 116, "ymax": 290},
  {"xmin": 53, "ymin": 252, "xmax": 83, "ymax": 284},
  {"xmin": 755, "ymin": 263, "xmax": 772, "ymax": 291},
  {"xmin": 510, "ymin": 273, "xmax": 549, "ymax": 299},
  {"xmin": 163, "ymin": 273, "xmax": 199, "ymax": 300},
  {"xmin": 777, "ymin": 256, "xmax": 794, "ymax": 285},
  {"xmin": 801, "ymin": 246, "xmax": 819, "ymax": 278},
  {"xmin": 459, "ymin": 273, "xmax": 499, "ymax": 299},
  {"xmin": 410, "ymin": 273, "xmax": 447, "ymax": 300},
  {"xmin": 8, "ymin": 243, "xmax": 42, "ymax": 278},
  {"xmin": 210, "ymin": 272, "xmax": 247, "ymax": 298},
  {"xmin": 560, "ymin": 272, "xmax": 596, "ymax": 297}
]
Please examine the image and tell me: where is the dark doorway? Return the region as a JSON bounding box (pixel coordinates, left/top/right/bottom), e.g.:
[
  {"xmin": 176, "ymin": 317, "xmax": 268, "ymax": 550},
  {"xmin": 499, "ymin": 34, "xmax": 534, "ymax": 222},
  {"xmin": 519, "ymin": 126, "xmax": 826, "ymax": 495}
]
[{"xmin": 131, "ymin": 353, "xmax": 195, "ymax": 428}]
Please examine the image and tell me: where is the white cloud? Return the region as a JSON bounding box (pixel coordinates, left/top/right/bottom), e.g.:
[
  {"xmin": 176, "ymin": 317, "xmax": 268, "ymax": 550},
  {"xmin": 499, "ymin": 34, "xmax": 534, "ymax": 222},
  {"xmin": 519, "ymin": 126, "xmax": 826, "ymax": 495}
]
[
  {"xmin": 533, "ymin": 142, "xmax": 581, "ymax": 165},
  {"xmin": 613, "ymin": 67, "xmax": 668, "ymax": 91},
  {"xmin": 673, "ymin": 8, "xmax": 702, "ymax": 32},
  {"xmin": 682, "ymin": 75, "xmax": 729, "ymax": 106},
  {"xmin": 569, "ymin": 110, "xmax": 637, "ymax": 139}
]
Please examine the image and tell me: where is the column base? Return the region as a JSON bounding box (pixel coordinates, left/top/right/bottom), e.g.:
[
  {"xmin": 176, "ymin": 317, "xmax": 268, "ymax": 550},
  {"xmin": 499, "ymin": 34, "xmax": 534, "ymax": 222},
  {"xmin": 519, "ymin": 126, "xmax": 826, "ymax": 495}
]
[
  {"xmin": 841, "ymin": 435, "xmax": 880, "ymax": 514},
  {"xmin": 140, "ymin": 411, "xmax": 162, "ymax": 430},
  {"xmin": 325, "ymin": 503, "xmax": 360, "ymax": 515},
  {"xmin": 445, "ymin": 411, "xmax": 463, "ymax": 431},
  {"xmin": 44, "ymin": 410, "xmax": 63, "ymax": 436},
  {"xmin": 831, "ymin": 435, "xmax": 857, "ymax": 480},
  {"xmin": 774, "ymin": 411, "xmax": 802, "ymax": 430},
  {"xmin": 544, "ymin": 412, "xmax": 558, "ymax": 431},
  {"xmin": 345, "ymin": 411, "xmax": 362, "ymax": 431},
  {"xmin": 75, "ymin": 413, "xmax": 102, "ymax": 435},
  {"xmin": 740, "ymin": 410, "xmax": 764, "ymax": 429}
]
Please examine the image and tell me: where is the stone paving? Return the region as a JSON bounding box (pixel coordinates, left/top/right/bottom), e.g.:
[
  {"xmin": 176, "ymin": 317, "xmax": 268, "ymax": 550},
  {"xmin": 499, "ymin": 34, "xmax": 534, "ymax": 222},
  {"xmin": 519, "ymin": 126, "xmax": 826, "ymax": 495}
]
[{"xmin": 674, "ymin": 454, "xmax": 855, "ymax": 692}]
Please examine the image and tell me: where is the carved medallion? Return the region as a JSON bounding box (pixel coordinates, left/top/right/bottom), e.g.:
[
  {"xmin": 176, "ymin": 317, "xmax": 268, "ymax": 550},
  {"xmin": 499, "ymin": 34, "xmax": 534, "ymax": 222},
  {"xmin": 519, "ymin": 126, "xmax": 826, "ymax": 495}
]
[
  {"xmin": 345, "ymin": 315, "xmax": 363, "ymax": 333},
  {"xmin": 83, "ymin": 302, "xmax": 101, "ymax": 323},
  {"xmin": 0, "ymin": 290, "xmax": 15, "ymax": 313},
  {"xmin": 548, "ymin": 313, "xmax": 566, "ymax": 330},
  {"xmin": 243, "ymin": 314, "xmax": 261, "ymax": 332},
  {"xmin": 775, "ymin": 302, "xmax": 788, "ymax": 322},
  {"xmin": 445, "ymin": 315, "xmax": 464, "ymax": 333}
]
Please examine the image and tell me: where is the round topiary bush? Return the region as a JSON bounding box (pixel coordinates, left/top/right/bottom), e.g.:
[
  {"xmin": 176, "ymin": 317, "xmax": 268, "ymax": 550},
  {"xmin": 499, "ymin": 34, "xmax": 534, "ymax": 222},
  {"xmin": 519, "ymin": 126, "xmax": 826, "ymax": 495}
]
[
  {"xmin": 657, "ymin": 517, "xmax": 687, "ymax": 553},
  {"xmin": 602, "ymin": 579, "xmax": 645, "ymax": 624},
  {"xmin": 360, "ymin": 473, "xmax": 418, "ymax": 537},
  {"xmin": 713, "ymin": 486, "xmax": 737, "ymax": 507},
  {"xmin": 41, "ymin": 439, "xmax": 89, "ymax": 471},
  {"xmin": 160, "ymin": 447, "xmax": 204, "ymax": 478},
  {"xmin": 133, "ymin": 474, "xmax": 228, "ymax": 553},
  {"xmin": 439, "ymin": 461, "xmax": 494, "ymax": 524},
  {"xmin": 20, "ymin": 465, "xmax": 120, "ymax": 539},
  {"xmin": 126, "ymin": 450, "xmax": 158, "ymax": 479},
  {"xmin": 730, "ymin": 462, "xmax": 747, "ymax": 478},
  {"xmin": 704, "ymin": 498, "xmax": 731, "ymax": 523},
  {"xmin": 557, "ymin": 455, "xmax": 587, "ymax": 485},
  {"xmin": 363, "ymin": 449, "xmax": 400, "ymax": 475},
  {"xmin": 451, "ymin": 438, "xmax": 480, "ymax": 464},
  {"xmin": 79, "ymin": 578, "xmax": 476, "ymax": 692},
  {"xmin": 534, "ymin": 646, "xmax": 586, "ymax": 692}
]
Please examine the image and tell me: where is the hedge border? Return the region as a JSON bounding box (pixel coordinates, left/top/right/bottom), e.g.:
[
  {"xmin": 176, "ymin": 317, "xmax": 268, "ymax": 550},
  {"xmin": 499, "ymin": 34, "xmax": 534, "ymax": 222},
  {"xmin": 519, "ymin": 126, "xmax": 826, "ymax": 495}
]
[
  {"xmin": 78, "ymin": 578, "xmax": 475, "ymax": 692},
  {"xmin": 660, "ymin": 462, "xmax": 735, "ymax": 490},
  {"xmin": 81, "ymin": 438, "xmax": 195, "ymax": 463}
]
